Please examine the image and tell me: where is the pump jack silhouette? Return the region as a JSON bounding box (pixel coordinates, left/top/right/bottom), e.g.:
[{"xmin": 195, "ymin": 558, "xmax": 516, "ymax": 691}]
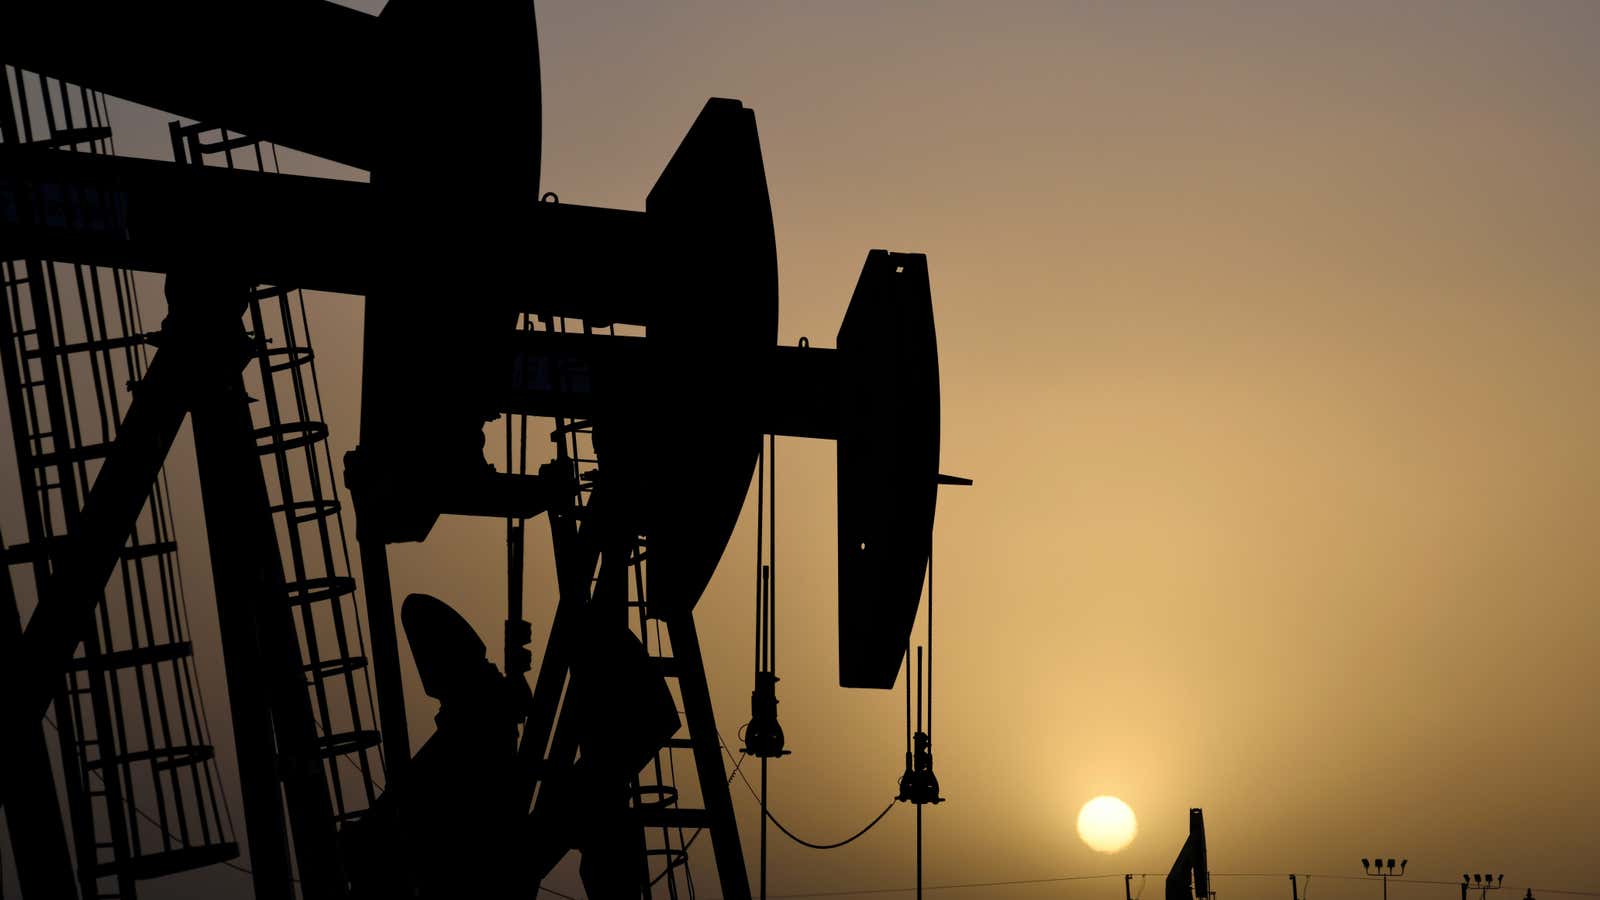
[
  {"xmin": 0, "ymin": 2, "xmax": 952, "ymax": 897},
  {"xmin": 1169, "ymin": 809, "xmax": 1213, "ymax": 900}
]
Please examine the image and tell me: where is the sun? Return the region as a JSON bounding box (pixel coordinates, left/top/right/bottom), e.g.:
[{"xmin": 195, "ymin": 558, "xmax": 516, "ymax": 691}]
[{"xmin": 1077, "ymin": 796, "xmax": 1138, "ymax": 853}]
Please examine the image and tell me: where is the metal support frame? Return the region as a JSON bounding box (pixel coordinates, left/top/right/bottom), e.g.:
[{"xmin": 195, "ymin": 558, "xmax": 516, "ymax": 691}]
[
  {"xmin": 516, "ymin": 484, "xmax": 600, "ymax": 805},
  {"xmin": 0, "ymin": 144, "xmax": 654, "ymax": 319},
  {"xmin": 354, "ymin": 530, "xmax": 409, "ymax": 784},
  {"xmin": 1, "ymin": 338, "xmax": 194, "ymax": 770},
  {"xmin": 171, "ymin": 119, "xmax": 384, "ymax": 827},
  {"xmin": 2, "ymin": 64, "xmax": 241, "ymax": 897},
  {"xmin": 512, "ymin": 470, "xmax": 752, "ymax": 900},
  {"xmin": 665, "ymin": 612, "xmax": 752, "ymax": 900},
  {"xmin": 0, "ymin": 526, "xmax": 78, "ymax": 899},
  {"xmin": 0, "ymin": 269, "xmax": 343, "ymax": 896},
  {"xmin": 1, "ymin": 14, "xmax": 947, "ymax": 900},
  {"xmin": 17, "ymin": 242, "xmax": 135, "ymax": 900},
  {"xmin": 190, "ymin": 388, "xmax": 295, "ymax": 900},
  {"xmin": 175, "ymin": 274, "xmax": 342, "ymax": 899}
]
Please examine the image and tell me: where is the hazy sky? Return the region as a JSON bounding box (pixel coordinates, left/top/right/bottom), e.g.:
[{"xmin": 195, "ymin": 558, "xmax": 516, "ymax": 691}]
[{"xmin": 5, "ymin": 2, "xmax": 1600, "ymax": 898}]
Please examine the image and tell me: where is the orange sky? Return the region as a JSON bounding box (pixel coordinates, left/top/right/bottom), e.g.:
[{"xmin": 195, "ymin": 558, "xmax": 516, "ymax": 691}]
[{"xmin": 5, "ymin": 2, "xmax": 1600, "ymax": 898}]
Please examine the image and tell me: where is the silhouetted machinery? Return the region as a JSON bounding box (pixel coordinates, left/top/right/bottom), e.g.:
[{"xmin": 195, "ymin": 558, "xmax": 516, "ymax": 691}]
[
  {"xmin": 1169, "ymin": 809, "xmax": 1213, "ymax": 900},
  {"xmin": 0, "ymin": 2, "xmax": 951, "ymax": 898}
]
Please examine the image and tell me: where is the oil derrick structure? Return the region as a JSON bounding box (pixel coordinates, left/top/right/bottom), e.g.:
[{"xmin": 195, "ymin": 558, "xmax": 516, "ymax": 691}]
[
  {"xmin": 502, "ymin": 319, "xmax": 707, "ymax": 895},
  {"xmin": 0, "ymin": 66, "xmax": 237, "ymax": 898},
  {"xmin": 168, "ymin": 122, "xmax": 383, "ymax": 829},
  {"xmin": 482, "ymin": 206, "xmax": 943, "ymax": 899},
  {"xmin": 0, "ymin": 2, "xmax": 948, "ymax": 898},
  {"xmin": 348, "ymin": 20, "xmax": 942, "ymax": 892}
]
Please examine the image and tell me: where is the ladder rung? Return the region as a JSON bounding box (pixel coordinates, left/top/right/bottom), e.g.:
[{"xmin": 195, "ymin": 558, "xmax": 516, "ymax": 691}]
[
  {"xmin": 68, "ymin": 640, "xmax": 192, "ymax": 673},
  {"xmin": 248, "ymin": 284, "xmax": 289, "ymax": 301},
  {"xmin": 31, "ymin": 125, "xmax": 113, "ymax": 148},
  {"xmin": 2, "ymin": 536, "xmax": 69, "ymax": 564},
  {"xmin": 32, "ymin": 441, "xmax": 114, "ymax": 468},
  {"xmin": 26, "ymin": 333, "xmax": 149, "ymax": 360},
  {"xmin": 195, "ymin": 132, "xmax": 262, "ymax": 154},
  {"xmin": 121, "ymin": 540, "xmax": 178, "ymax": 561}
]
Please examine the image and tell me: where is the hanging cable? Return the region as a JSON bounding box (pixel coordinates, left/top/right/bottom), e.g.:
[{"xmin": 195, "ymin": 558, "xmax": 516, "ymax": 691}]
[
  {"xmin": 44, "ymin": 712, "xmax": 261, "ymax": 880},
  {"xmin": 767, "ymin": 801, "xmax": 896, "ymax": 851},
  {"xmin": 721, "ymin": 734, "xmax": 898, "ymax": 852}
]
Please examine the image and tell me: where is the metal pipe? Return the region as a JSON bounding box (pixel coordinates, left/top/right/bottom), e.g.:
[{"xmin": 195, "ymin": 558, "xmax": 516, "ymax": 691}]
[{"xmin": 355, "ymin": 534, "xmax": 409, "ymax": 785}]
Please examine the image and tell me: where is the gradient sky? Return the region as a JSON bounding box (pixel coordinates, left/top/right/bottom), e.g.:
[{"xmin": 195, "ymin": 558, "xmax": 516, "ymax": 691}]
[{"xmin": 5, "ymin": 2, "xmax": 1600, "ymax": 898}]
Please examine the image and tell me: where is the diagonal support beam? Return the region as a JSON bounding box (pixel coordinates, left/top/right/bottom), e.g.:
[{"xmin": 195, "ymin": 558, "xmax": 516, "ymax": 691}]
[
  {"xmin": 180, "ymin": 273, "xmax": 340, "ymax": 898},
  {"xmin": 0, "ymin": 529, "xmax": 78, "ymax": 899},
  {"xmin": 0, "ymin": 345, "xmax": 198, "ymax": 775}
]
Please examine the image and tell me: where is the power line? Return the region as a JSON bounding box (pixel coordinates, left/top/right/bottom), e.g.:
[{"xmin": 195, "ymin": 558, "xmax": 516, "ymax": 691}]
[
  {"xmin": 1222, "ymin": 874, "xmax": 1600, "ymax": 893},
  {"xmin": 722, "ymin": 873, "xmax": 1600, "ymax": 900},
  {"xmin": 763, "ymin": 871, "xmax": 1129, "ymax": 897},
  {"xmin": 31, "ymin": 723, "xmax": 1600, "ymax": 900}
]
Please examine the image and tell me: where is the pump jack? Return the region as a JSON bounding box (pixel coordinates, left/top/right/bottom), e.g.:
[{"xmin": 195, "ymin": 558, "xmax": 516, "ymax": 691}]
[
  {"xmin": 1, "ymin": 2, "xmax": 951, "ymax": 897},
  {"xmin": 1169, "ymin": 808, "xmax": 1213, "ymax": 900}
]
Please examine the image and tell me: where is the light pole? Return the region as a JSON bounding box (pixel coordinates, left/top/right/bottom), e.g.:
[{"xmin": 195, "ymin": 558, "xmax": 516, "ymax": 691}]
[
  {"xmin": 1362, "ymin": 857, "xmax": 1409, "ymax": 900},
  {"xmin": 1462, "ymin": 874, "xmax": 1506, "ymax": 900}
]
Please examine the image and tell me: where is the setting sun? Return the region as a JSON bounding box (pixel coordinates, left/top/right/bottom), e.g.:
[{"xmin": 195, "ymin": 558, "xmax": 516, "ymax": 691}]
[{"xmin": 1078, "ymin": 796, "xmax": 1139, "ymax": 854}]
